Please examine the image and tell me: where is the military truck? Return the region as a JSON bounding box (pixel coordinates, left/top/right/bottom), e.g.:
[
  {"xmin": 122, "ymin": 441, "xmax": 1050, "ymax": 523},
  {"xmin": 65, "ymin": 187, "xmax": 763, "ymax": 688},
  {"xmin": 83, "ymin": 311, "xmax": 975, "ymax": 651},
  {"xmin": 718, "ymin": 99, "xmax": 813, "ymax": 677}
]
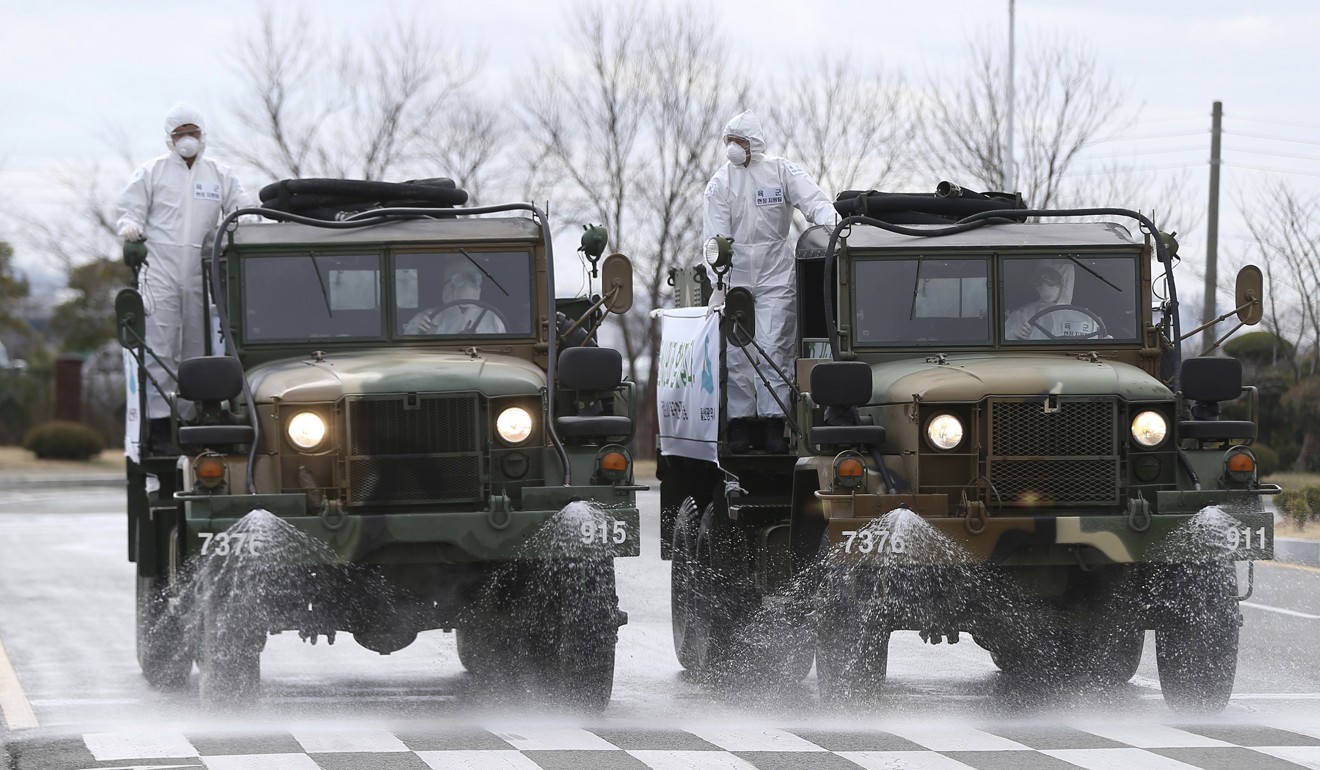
[
  {"xmin": 117, "ymin": 178, "xmax": 642, "ymax": 710},
  {"xmin": 659, "ymin": 185, "xmax": 1278, "ymax": 713}
]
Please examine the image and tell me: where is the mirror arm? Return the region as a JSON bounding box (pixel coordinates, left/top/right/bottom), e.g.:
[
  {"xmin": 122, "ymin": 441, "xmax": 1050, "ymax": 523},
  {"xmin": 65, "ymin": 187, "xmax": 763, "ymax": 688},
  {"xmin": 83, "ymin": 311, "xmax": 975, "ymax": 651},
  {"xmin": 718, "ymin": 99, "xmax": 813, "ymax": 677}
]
[
  {"xmin": 1197, "ymin": 321, "xmax": 1247, "ymax": 357},
  {"xmin": 558, "ymin": 285, "xmax": 620, "ymax": 342},
  {"xmin": 1178, "ymin": 298, "xmax": 1257, "ymax": 341}
]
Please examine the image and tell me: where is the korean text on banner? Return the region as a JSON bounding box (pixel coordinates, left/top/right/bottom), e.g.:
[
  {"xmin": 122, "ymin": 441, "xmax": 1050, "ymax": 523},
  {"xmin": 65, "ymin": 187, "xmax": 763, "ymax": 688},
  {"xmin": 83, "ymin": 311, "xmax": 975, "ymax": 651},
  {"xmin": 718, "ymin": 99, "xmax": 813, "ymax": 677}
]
[{"xmin": 657, "ymin": 308, "xmax": 720, "ymax": 464}]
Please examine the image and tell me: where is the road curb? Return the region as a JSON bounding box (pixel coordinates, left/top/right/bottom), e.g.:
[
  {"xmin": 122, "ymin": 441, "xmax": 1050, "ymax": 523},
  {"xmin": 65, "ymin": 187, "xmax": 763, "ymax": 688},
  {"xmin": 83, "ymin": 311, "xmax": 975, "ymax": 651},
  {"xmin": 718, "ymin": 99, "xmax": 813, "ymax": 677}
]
[
  {"xmin": 1274, "ymin": 537, "xmax": 1320, "ymax": 569},
  {"xmin": 0, "ymin": 475, "xmax": 123, "ymax": 491}
]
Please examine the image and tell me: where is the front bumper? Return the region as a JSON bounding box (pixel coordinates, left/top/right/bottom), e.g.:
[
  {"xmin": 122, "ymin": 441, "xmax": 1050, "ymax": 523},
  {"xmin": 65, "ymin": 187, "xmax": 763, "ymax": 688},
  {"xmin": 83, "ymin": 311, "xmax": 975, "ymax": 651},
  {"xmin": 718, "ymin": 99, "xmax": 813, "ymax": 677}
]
[
  {"xmin": 179, "ymin": 483, "xmax": 641, "ymax": 563},
  {"xmin": 820, "ymin": 488, "xmax": 1276, "ymax": 566}
]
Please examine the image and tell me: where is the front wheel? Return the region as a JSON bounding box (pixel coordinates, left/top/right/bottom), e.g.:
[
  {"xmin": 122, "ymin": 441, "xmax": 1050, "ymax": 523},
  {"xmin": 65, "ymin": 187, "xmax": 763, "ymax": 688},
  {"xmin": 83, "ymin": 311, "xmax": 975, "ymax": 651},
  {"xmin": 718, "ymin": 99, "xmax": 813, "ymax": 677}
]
[
  {"xmin": 196, "ymin": 583, "xmax": 266, "ymax": 705},
  {"xmin": 527, "ymin": 558, "xmax": 620, "ymax": 712},
  {"xmin": 816, "ymin": 567, "xmax": 889, "ymax": 704},
  {"xmin": 1155, "ymin": 562, "xmax": 1240, "ymax": 714},
  {"xmin": 136, "ymin": 575, "xmax": 193, "ymax": 689}
]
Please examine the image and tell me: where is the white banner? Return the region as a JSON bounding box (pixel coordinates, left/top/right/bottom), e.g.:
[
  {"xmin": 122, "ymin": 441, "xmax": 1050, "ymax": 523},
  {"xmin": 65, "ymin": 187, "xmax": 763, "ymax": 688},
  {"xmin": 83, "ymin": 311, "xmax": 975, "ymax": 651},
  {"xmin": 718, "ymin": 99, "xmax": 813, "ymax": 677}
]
[
  {"xmin": 122, "ymin": 348, "xmax": 141, "ymax": 463},
  {"xmin": 657, "ymin": 308, "xmax": 720, "ymax": 464}
]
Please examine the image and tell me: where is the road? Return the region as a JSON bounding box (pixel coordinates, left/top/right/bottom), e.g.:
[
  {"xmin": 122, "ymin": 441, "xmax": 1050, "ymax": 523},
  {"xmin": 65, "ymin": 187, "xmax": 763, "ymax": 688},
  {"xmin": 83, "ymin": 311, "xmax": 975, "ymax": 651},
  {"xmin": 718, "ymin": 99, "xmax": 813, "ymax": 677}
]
[{"xmin": 5, "ymin": 484, "xmax": 1320, "ymax": 768}]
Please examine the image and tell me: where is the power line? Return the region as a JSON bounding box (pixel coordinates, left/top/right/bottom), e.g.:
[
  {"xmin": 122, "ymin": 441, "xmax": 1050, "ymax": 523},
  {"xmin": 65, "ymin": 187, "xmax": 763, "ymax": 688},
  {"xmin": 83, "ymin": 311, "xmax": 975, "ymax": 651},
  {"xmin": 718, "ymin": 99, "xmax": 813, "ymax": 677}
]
[
  {"xmin": 1226, "ymin": 115, "xmax": 1320, "ymax": 133},
  {"xmin": 1223, "ymin": 161, "xmax": 1320, "ymax": 179},
  {"xmin": 1087, "ymin": 130, "xmax": 1206, "ymax": 145},
  {"xmin": 1227, "ymin": 130, "xmax": 1320, "ymax": 148}
]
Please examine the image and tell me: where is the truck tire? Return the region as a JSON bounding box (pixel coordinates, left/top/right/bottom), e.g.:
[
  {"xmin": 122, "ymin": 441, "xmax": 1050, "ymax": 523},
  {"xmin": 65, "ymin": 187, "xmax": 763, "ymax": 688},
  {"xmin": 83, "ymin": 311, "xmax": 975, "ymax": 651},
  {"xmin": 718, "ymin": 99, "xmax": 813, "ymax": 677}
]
[
  {"xmin": 670, "ymin": 497, "xmax": 703, "ymax": 670},
  {"xmin": 816, "ymin": 566, "xmax": 889, "ymax": 704},
  {"xmin": 197, "ymin": 588, "xmax": 265, "ymax": 705},
  {"xmin": 135, "ymin": 575, "xmax": 193, "ymax": 689},
  {"xmin": 528, "ymin": 558, "xmax": 619, "ymax": 712},
  {"xmin": 1155, "ymin": 562, "xmax": 1239, "ymax": 714}
]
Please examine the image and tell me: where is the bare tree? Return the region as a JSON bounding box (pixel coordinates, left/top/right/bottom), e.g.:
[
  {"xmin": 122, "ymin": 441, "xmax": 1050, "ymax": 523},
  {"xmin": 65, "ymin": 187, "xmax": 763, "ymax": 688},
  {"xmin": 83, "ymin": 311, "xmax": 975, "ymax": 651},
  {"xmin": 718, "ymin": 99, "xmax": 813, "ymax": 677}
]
[
  {"xmin": 223, "ymin": 8, "xmax": 497, "ymax": 188},
  {"xmin": 764, "ymin": 54, "xmax": 919, "ymax": 197},
  {"xmin": 920, "ymin": 33, "xmax": 1133, "ymax": 208},
  {"xmin": 1242, "ymin": 182, "xmax": 1320, "ymax": 379},
  {"xmin": 518, "ymin": 2, "xmax": 742, "ymax": 455}
]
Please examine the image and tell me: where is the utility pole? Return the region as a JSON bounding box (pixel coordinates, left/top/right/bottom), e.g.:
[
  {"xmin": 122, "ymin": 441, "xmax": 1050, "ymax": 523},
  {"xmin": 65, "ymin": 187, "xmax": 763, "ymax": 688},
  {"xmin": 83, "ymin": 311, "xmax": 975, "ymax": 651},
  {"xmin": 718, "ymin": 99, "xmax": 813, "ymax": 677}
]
[
  {"xmin": 1005, "ymin": 0, "xmax": 1016, "ymax": 192},
  {"xmin": 1202, "ymin": 101, "xmax": 1222, "ymax": 356}
]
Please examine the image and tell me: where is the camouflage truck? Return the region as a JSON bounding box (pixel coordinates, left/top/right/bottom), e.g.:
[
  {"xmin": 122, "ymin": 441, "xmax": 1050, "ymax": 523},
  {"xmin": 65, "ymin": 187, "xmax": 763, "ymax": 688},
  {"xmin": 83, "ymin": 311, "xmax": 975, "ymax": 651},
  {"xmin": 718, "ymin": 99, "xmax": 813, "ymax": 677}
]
[
  {"xmin": 117, "ymin": 178, "xmax": 642, "ymax": 710},
  {"xmin": 659, "ymin": 185, "xmax": 1278, "ymax": 713}
]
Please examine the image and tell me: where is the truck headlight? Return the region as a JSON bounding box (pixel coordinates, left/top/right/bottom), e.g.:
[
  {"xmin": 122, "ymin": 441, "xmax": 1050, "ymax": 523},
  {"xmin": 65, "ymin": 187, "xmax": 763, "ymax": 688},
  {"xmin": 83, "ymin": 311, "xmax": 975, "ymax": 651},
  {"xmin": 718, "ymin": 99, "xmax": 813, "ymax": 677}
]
[
  {"xmin": 496, "ymin": 406, "xmax": 533, "ymax": 444},
  {"xmin": 1131, "ymin": 410, "xmax": 1168, "ymax": 448},
  {"xmin": 926, "ymin": 413, "xmax": 964, "ymax": 451},
  {"xmin": 287, "ymin": 411, "xmax": 327, "ymax": 450}
]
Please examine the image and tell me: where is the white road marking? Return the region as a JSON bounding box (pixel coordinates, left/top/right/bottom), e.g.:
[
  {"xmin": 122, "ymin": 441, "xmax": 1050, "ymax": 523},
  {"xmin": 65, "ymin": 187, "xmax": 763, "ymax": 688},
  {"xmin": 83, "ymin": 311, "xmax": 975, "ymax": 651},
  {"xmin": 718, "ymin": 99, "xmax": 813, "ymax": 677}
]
[
  {"xmin": 491, "ymin": 727, "xmax": 619, "ymax": 751},
  {"xmin": 1242, "ymin": 601, "xmax": 1320, "ymax": 619},
  {"xmin": 416, "ymin": 751, "xmax": 544, "ymax": 770},
  {"xmin": 685, "ymin": 727, "xmax": 828, "ymax": 752},
  {"xmin": 84, "ymin": 731, "xmax": 198, "ymax": 760},
  {"xmin": 291, "ymin": 729, "xmax": 409, "ymax": 753},
  {"xmin": 0, "ymin": 634, "xmax": 37, "ymax": 729},
  {"xmin": 1042, "ymin": 747, "xmax": 1206, "ymax": 769},
  {"xmin": 1077, "ymin": 723, "xmax": 1232, "ymax": 748},
  {"xmin": 881, "ymin": 725, "xmax": 1031, "ymax": 752}
]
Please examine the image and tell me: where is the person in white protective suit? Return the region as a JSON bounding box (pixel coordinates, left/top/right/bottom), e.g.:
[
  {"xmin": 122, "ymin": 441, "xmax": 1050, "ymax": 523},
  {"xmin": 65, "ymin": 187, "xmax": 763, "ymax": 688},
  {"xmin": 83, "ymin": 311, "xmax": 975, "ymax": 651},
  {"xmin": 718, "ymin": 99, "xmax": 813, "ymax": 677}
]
[
  {"xmin": 116, "ymin": 102, "xmax": 252, "ymax": 454},
  {"xmin": 403, "ymin": 257, "xmax": 507, "ymax": 335},
  {"xmin": 703, "ymin": 110, "xmax": 836, "ymax": 453},
  {"xmin": 1004, "ymin": 261, "xmax": 1106, "ymax": 340}
]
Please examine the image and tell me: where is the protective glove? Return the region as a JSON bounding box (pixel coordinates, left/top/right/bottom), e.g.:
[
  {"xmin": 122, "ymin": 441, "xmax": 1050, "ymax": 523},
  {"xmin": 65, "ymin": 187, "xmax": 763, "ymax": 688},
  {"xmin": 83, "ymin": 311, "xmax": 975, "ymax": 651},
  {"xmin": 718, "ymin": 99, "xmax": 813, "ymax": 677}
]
[{"xmin": 118, "ymin": 222, "xmax": 145, "ymax": 242}]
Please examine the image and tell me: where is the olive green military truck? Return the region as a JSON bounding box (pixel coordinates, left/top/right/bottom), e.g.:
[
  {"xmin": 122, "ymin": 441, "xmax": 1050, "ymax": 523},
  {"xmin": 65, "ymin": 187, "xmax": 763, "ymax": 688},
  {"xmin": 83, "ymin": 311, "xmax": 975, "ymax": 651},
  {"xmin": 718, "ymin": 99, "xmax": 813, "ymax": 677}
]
[
  {"xmin": 118, "ymin": 178, "xmax": 642, "ymax": 710},
  {"xmin": 659, "ymin": 185, "xmax": 1277, "ymax": 713}
]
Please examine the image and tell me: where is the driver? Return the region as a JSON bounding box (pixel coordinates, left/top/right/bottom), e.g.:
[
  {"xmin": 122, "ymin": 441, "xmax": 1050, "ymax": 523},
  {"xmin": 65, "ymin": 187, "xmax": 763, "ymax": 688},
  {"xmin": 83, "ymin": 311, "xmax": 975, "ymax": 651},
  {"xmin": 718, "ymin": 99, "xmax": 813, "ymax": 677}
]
[
  {"xmin": 1005, "ymin": 261, "xmax": 1103, "ymax": 340},
  {"xmin": 403, "ymin": 258, "xmax": 506, "ymax": 335}
]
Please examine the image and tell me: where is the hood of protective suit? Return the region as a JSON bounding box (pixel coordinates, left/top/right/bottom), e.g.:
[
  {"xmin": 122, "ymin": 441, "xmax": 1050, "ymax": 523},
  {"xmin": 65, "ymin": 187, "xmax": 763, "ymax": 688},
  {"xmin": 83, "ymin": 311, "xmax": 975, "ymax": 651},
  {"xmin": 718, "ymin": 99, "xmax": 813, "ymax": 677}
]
[
  {"xmin": 441, "ymin": 259, "xmax": 484, "ymax": 305},
  {"xmin": 164, "ymin": 102, "xmax": 205, "ymax": 134},
  {"xmin": 1035, "ymin": 260, "xmax": 1075, "ymax": 305},
  {"xmin": 163, "ymin": 102, "xmax": 207, "ymax": 159},
  {"xmin": 722, "ymin": 110, "xmax": 766, "ymax": 164}
]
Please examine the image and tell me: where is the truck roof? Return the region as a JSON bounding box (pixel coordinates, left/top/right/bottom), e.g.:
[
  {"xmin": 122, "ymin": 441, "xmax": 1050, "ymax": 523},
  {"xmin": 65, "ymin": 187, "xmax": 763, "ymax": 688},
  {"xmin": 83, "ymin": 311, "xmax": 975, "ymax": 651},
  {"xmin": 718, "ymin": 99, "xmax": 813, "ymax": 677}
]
[
  {"xmin": 799, "ymin": 220, "xmax": 1142, "ymax": 253},
  {"xmin": 232, "ymin": 215, "xmax": 543, "ymax": 248}
]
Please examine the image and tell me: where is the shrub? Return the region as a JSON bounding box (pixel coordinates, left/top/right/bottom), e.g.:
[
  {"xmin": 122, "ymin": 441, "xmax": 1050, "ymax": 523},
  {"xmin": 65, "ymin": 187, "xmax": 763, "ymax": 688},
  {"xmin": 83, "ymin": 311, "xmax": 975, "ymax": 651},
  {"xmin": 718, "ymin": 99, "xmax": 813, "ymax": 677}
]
[
  {"xmin": 1275, "ymin": 486, "xmax": 1320, "ymax": 529},
  {"xmin": 1253, "ymin": 443, "xmax": 1281, "ymax": 477},
  {"xmin": 21, "ymin": 420, "xmax": 105, "ymax": 461}
]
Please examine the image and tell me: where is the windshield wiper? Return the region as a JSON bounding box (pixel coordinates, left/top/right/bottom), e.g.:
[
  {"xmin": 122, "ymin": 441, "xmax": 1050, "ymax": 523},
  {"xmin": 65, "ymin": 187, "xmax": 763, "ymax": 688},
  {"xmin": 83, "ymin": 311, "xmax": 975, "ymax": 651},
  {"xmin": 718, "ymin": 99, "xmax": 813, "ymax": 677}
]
[
  {"xmin": 1065, "ymin": 253, "xmax": 1122, "ymax": 293},
  {"xmin": 309, "ymin": 253, "xmax": 333, "ymax": 317},
  {"xmin": 460, "ymin": 248, "xmax": 509, "ymax": 296},
  {"xmin": 909, "ymin": 255, "xmax": 924, "ymax": 320}
]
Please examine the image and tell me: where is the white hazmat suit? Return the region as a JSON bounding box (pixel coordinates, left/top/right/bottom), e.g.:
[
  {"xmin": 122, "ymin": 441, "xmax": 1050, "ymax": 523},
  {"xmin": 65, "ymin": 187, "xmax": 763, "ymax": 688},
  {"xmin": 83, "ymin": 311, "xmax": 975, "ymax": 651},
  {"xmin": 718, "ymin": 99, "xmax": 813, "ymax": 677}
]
[
  {"xmin": 116, "ymin": 103, "xmax": 251, "ymax": 421},
  {"xmin": 702, "ymin": 110, "xmax": 835, "ymax": 423},
  {"xmin": 1004, "ymin": 261, "xmax": 1104, "ymax": 340},
  {"xmin": 403, "ymin": 258, "xmax": 507, "ymax": 335}
]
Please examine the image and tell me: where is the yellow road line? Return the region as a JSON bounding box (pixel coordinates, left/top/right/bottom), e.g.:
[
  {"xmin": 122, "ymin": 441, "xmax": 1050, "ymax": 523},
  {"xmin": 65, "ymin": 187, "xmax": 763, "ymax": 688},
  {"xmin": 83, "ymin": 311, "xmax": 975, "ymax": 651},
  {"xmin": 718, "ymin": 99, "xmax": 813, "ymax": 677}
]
[
  {"xmin": 0, "ymin": 635, "xmax": 38, "ymax": 729},
  {"xmin": 1260, "ymin": 560, "xmax": 1320, "ymax": 576}
]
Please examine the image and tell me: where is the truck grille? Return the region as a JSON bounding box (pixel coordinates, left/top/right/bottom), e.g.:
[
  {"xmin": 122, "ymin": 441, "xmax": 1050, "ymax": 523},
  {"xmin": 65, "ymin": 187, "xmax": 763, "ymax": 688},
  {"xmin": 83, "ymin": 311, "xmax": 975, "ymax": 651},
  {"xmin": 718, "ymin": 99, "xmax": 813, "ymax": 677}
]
[
  {"xmin": 986, "ymin": 398, "xmax": 1119, "ymax": 507},
  {"xmin": 344, "ymin": 394, "xmax": 482, "ymax": 506}
]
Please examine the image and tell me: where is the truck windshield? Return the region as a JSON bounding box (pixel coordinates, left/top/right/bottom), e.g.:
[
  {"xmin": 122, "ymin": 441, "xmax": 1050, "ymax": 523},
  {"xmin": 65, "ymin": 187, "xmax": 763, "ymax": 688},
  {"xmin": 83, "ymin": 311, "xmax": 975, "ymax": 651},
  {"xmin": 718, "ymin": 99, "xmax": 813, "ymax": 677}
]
[
  {"xmin": 852, "ymin": 257, "xmax": 991, "ymax": 346},
  {"xmin": 394, "ymin": 250, "xmax": 534, "ymax": 337},
  {"xmin": 1001, "ymin": 254, "xmax": 1139, "ymax": 343},
  {"xmin": 244, "ymin": 253, "xmax": 383, "ymax": 341}
]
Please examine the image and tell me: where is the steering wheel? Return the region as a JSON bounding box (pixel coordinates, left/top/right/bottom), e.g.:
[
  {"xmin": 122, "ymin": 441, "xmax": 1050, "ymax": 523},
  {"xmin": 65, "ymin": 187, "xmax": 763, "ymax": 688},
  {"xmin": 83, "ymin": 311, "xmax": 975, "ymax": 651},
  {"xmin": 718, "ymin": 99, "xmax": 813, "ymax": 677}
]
[
  {"xmin": 1026, "ymin": 304, "xmax": 1108, "ymax": 340},
  {"xmin": 405, "ymin": 300, "xmax": 509, "ymax": 335}
]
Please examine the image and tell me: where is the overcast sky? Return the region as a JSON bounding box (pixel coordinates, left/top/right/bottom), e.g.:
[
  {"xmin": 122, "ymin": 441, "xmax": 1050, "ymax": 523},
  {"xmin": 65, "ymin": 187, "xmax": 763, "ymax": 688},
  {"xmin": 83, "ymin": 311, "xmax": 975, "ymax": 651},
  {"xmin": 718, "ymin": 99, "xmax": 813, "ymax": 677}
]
[{"xmin": 3, "ymin": 0, "xmax": 1320, "ymax": 299}]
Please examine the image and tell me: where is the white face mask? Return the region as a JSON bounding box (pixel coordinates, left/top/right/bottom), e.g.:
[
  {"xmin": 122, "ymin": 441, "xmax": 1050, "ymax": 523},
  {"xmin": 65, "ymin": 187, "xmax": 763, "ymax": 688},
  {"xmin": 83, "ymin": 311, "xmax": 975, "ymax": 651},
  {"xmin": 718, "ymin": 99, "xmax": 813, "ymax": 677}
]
[
  {"xmin": 173, "ymin": 136, "xmax": 202, "ymax": 159},
  {"xmin": 725, "ymin": 142, "xmax": 748, "ymax": 166},
  {"xmin": 442, "ymin": 269, "xmax": 482, "ymax": 305}
]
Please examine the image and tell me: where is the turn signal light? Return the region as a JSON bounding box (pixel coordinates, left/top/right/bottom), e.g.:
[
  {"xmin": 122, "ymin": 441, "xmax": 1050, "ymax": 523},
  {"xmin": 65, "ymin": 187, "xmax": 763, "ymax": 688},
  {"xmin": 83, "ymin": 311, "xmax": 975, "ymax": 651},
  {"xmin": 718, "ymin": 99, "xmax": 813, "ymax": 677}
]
[
  {"xmin": 595, "ymin": 446, "xmax": 631, "ymax": 483},
  {"xmin": 195, "ymin": 454, "xmax": 226, "ymax": 490},
  {"xmin": 1224, "ymin": 448, "xmax": 1256, "ymax": 485},
  {"xmin": 834, "ymin": 452, "xmax": 866, "ymax": 490}
]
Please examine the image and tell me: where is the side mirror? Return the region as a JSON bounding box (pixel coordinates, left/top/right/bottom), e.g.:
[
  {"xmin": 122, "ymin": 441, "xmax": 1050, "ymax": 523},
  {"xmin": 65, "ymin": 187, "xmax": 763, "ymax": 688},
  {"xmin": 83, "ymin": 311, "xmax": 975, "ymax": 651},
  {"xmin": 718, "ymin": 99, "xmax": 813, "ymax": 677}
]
[
  {"xmin": 722, "ymin": 287, "xmax": 756, "ymax": 347},
  {"xmin": 704, "ymin": 235, "xmax": 733, "ymax": 275},
  {"xmin": 1235, "ymin": 265, "xmax": 1263, "ymax": 326},
  {"xmin": 114, "ymin": 288, "xmax": 146, "ymax": 348},
  {"xmin": 600, "ymin": 253, "xmax": 633, "ymax": 314}
]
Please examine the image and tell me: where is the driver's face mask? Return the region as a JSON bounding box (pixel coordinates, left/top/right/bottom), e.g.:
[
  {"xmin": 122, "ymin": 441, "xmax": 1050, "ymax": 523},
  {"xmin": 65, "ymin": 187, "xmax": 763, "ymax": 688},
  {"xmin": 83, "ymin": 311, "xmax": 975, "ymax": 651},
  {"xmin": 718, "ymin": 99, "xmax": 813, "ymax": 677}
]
[
  {"xmin": 1036, "ymin": 273, "xmax": 1062, "ymax": 304},
  {"xmin": 442, "ymin": 269, "xmax": 482, "ymax": 304}
]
